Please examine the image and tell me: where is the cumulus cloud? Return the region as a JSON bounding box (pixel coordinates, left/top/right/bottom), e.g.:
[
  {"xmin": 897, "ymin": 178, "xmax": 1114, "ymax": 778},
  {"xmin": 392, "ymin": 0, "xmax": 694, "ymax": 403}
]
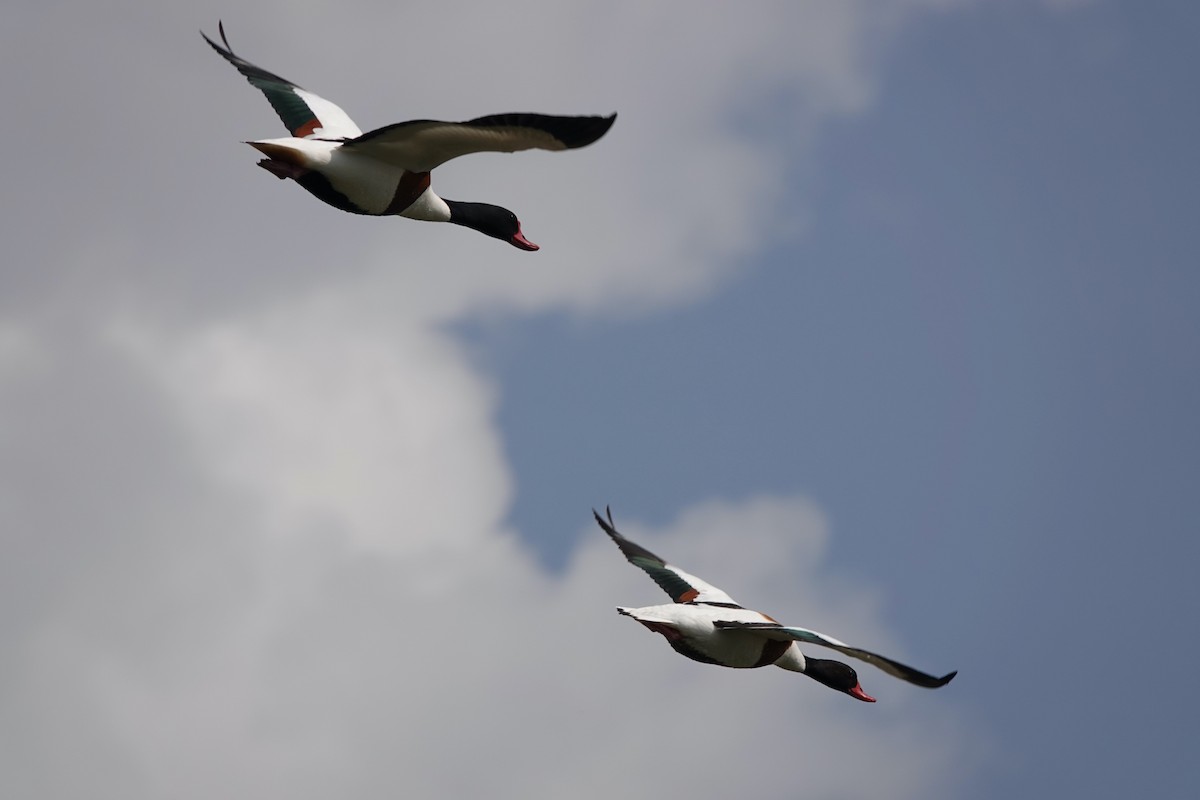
[{"xmin": 1, "ymin": 1, "xmax": 976, "ymax": 798}]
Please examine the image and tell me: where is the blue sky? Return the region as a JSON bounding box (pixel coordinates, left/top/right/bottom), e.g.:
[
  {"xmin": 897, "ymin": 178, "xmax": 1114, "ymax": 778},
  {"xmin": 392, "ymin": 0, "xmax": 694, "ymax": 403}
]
[{"xmin": 2, "ymin": 1, "xmax": 1197, "ymax": 798}]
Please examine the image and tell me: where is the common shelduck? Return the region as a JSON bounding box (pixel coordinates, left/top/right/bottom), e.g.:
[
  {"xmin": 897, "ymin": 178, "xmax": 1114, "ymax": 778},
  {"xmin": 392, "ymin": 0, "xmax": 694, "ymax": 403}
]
[
  {"xmin": 202, "ymin": 22, "xmax": 616, "ymax": 250},
  {"xmin": 595, "ymin": 507, "xmax": 957, "ymax": 702}
]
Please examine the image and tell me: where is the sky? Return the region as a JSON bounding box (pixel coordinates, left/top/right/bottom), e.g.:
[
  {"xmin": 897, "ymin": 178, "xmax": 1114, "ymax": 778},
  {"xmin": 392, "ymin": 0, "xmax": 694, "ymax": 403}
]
[{"xmin": 1, "ymin": 1, "xmax": 1198, "ymax": 798}]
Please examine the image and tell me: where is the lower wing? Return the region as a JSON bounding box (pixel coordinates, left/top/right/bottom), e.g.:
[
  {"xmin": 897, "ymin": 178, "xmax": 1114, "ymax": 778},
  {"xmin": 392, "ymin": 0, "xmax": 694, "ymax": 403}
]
[{"xmin": 713, "ymin": 620, "xmax": 957, "ymax": 688}]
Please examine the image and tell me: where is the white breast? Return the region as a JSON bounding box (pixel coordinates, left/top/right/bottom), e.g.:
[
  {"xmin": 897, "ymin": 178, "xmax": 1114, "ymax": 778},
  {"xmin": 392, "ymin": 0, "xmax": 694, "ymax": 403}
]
[{"xmin": 397, "ymin": 185, "xmax": 451, "ymax": 222}]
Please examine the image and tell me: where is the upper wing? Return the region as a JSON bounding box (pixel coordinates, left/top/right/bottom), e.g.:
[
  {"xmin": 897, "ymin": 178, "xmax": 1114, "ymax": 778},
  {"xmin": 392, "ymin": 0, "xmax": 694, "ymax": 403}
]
[
  {"xmin": 342, "ymin": 112, "xmax": 616, "ymax": 172},
  {"xmin": 202, "ymin": 21, "xmax": 362, "ymax": 139},
  {"xmin": 712, "ymin": 621, "xmax": 957, "ymax": 689},
  {"xmin": 594, "ymin": 507, "xmax": 740, "ymax": 607}
]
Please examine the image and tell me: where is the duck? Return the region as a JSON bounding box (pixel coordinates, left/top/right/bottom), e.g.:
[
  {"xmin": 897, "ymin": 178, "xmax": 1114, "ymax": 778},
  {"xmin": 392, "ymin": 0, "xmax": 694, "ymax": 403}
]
[
  {"xmin": 595, "ymin": 507, "xmax": 957, "ymax": 702},
  {"xmin": 202, "ymin": 22, "xmax": 616, "ymax": 250}
]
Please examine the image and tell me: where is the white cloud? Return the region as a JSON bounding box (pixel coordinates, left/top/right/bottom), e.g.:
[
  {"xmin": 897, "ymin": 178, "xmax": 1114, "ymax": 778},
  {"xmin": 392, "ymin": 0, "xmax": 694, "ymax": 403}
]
[
  {"xmin": 116, "ymin": 289, "xmax": 512, "ymax": 557},
  {"xmin": 0, "ymin": 1, "xmax": 980, "ymax": 797},
  {"xmin": 9, "ymin": 474, "xmax": 969, "ymax": 799}
]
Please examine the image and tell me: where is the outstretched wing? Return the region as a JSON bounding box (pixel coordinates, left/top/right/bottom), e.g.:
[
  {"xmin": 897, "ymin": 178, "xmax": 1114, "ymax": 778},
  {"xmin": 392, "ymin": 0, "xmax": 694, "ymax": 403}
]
[
  {"xmin": 712, "ymin": 621, "xmax": 957, "ymax": 688},
  {"xmin": 594, "ymin": 507, "xmax": 740, "ymax": 607},
  {"xmin": 343, "ymin": 113, "xmax": 616, "ymax": 172},
  {"xmin": 202, "ymin": 21, "xmax": 362, "ymax": 139}
]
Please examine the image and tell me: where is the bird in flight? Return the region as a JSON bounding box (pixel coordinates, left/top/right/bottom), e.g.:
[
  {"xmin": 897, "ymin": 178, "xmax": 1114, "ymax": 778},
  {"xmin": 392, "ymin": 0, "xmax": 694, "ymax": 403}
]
[
  {"xmin": 202, "ymin": 22, "xmax": 616, "ymax": 250},
  {"xmin": 595, "ymin": 507, "xmax": 957, "ymax": 702}
]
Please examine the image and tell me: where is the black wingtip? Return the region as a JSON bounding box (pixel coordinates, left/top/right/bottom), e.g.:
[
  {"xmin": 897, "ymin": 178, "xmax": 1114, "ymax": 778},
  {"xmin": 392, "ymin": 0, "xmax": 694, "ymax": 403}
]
[
  {"xmin": 592, "ymin": 506, "xmax": 617, "ymax": 536},
  {"xmin": 594, "ymin": 507, "xmax": 673, "ymax": 569},
  {"xmin": 468, "ymin": 112, "xmax": 618, "ymax": 150},
  {"xmin": 911, "ymin": 669, "xmax": 957, "ymax": 689},
  {"xmin": 934, "ymin": 670, "xmax": 958, "ymax": 687},
  {"xmin": 593, "ymin": 506, "xmax": 631, "ymax": 548},
  {"xmin": 200, "ymin": 20, "xmax": 233, "ymax": 56},
  {"xmin": 565, "ymin": 113, "xmax": 617, "ymax": 149}
]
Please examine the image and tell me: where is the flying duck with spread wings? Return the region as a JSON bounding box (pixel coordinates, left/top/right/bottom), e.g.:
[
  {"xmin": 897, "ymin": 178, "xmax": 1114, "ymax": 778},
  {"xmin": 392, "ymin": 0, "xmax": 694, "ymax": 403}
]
[
  {"xmin": 595, "ymin": 507, "xmax": 957, "ymax": 702},
  {"xmin": 202, "ymin": 22, "xmax": 615, "ymax": 250}
]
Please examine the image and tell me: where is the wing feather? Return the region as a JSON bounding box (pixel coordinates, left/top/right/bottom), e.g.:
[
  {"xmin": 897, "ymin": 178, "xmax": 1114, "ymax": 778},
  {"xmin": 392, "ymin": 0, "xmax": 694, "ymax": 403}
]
[
  {"xmin": 712, "ymin": 621, "xmax": 957, "ymax": 688},
  {"xmin": 202, "ymin": 21, "xmax": 362, "ymax": 139},
  {"xmin": 594, "ymin": 507, "xmax": 739, "ymax": 607},
  {"xmin": 344, "ymin": 113, "xmax": 616, "ymax": 172}
]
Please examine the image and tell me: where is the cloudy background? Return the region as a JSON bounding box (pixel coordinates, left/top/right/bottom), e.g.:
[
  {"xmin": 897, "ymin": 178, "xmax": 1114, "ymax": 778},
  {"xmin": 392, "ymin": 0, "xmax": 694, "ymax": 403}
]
[{"xmin": 2, "ymin": 1, "xmax": 1197, "ymax": 797}]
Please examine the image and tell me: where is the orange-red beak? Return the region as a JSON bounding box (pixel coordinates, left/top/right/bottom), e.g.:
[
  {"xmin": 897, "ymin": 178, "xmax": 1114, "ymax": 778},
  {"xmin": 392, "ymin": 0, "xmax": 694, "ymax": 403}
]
[
  {"xmin": 849, "ymin": 682, "xmax": 876, "ymax": 703},
  {"xmin": 510, "ymin": 228, "xmax": 539, "ymax": 251}
]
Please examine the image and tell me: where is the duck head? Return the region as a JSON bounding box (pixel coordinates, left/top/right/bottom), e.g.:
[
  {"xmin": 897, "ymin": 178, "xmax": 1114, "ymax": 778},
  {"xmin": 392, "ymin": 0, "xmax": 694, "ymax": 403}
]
[
  {"xmin": 445, "ymin": 200, "xmax": 539, "ymax": 251},
  {"xmin": 804, "ymin": 657, "xmax": 876, "ymax": 702}
]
